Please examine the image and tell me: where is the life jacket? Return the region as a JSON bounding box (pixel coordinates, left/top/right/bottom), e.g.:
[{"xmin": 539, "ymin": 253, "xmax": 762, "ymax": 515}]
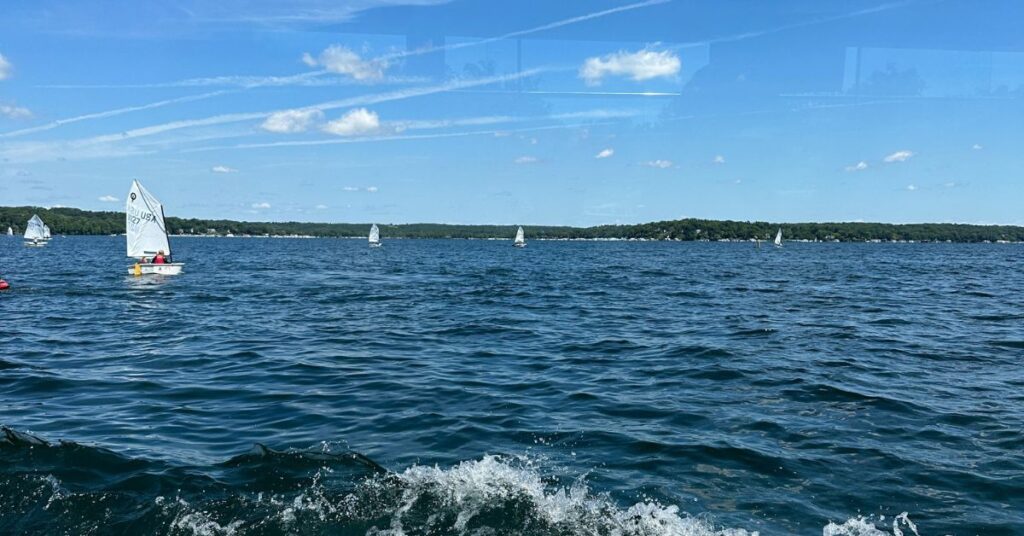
[{"xmin": 153, "ymin": 254, "xmax": 166, "ymax": 264}]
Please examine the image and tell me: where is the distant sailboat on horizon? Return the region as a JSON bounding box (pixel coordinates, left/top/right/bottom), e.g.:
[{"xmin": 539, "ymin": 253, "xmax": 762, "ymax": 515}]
[
  {"xmin": 23, "ymin": 215, "xmax": 46, "ymax": 247},
  {"xmin": 6, "ymin": 226, "xmax": 12, "ymax": 236},
  {"xmin": 774, "ymin": 228, "xmax": 783, "ymax": 248},
  {"xmin": 368, "ymin": 223, "xmax": 381, "ymax": 247},
  {"xmin": 126, "ymin": 179, "xmax": 184, "ymax": 275},
  {"xmin": 513, "ymin": 226, "xmax": 526, "ymax": 248}
]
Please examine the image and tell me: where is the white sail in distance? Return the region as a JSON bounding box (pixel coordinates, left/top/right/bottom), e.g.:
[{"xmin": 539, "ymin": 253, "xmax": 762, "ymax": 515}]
[
  {"xmin": 24, "ymin": 215, "xmax": 46, "ymax": 240},
  {"xmin": 368, "ymin": 223, "xmax": 380, "ymax": 245},
  {"xmin": 514, "ymin": 226, "xmax": 525, "ymax": 246},
  {"xmin": 42, "ymin": 225, "xmax": 51, "ymax": 239},
  {"xmin": 125, "ymin": 180, "xmax": 171, "ymax": 258},
  {"xmin": 774, "ymin": 228, "xmax": 783, "ymax": 247}
]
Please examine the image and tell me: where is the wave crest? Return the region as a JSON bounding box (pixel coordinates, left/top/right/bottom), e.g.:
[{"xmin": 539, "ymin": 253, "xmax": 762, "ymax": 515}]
[
  {"xmin": 824, "ymin": 513, "xmax": 919, "ymax": 536},
  {"xmin": 2, "ymin": 427, "xmax": 928, "ymax": 536}
]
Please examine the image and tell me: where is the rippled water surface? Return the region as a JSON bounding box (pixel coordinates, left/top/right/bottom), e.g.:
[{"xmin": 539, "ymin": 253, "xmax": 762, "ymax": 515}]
[{"xmin": 2, "ymin": 236, "xmax": 1022, "ymax": 535}]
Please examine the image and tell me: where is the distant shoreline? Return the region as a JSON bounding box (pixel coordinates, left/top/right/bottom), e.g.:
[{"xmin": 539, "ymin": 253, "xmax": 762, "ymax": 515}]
[{"xmin": 2, "ymin": 206, "xmax": 1023, "ymax": 243}]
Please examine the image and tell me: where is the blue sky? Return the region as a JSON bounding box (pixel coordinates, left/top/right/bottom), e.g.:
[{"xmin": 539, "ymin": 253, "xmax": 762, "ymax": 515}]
[{"xmin": 0, "ymin": 0, "xmax": 1021, "ymax": 225}]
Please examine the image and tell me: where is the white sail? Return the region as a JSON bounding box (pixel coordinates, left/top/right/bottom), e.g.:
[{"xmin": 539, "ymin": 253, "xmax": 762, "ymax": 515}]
[
  {"xmin": 125, "ymin": 180, "xmax": 171, "ymax": 258},
  {"xmin": 368, "ymin": 223, "xmax": 380, "ymax": 245},
  {"xmin": 24, "ymin": 215, "xmax": 46, "ymax": 240},
  {"xmin": 6, "ymin": 226, "xmax": 12, "ymax": 236},
  {"xmin": 774, "ymin": 228, "xmax": 783, "ymax": 246},
  {"xmin": 514, "ymin": 226, "xmax": 525, "ymax": 246},
  {"xmin": 42, "ymin": 224, "xmax": 51, "ymax": 239}
]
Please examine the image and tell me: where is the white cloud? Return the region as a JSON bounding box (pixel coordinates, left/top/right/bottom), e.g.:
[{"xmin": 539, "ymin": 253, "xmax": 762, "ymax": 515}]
[
  {"xmin": 713, "ymin": 155, "xmax": 726, "ymax": 164},
  {"xmin": 98, "ymin": 195, "xmax": 118, "ymax": 202},
  {"xmin": 365, "ymin": 186, "xmax": 378, "ymax": 192},
  {"xmin": 343, "ymin": 186, "xmax": 360, "ymax": 192},
  {"xmin": 580, "ymin": 48, "xmax": 680, "ymax": 85},
  {"xmin": 0, "ymin": 104, "xmax": 32, "ymax": 119},
  {"xmin": 644, "ymin": 159, "xmax": 673, "ymax": 169},
  {"xmin": 211, "ymin": 165, "xmax": 237, "ymax": 173},
  {"xmin": 944, "ymin": 181, "xmax": 957, "ymax": 188},
  {"xmin": 13, "ymin": 69, "xmax": 543, "ymax": 163},
  {"xmin": 515, "ymin": 156, "xmax": 538, "ymax": 164},
  {"xmin": 972, "ymin": 144, "xmax": 983, "ymax": 150},
  {"xmin": 315, "ymin": 204, "xmax": 328, "ymax": 209},
  {"xmin": 845, "ymin": 161, "xmax": 868, "ymax": 172},
  {"xmin": 884, "ymin": 150, "xmax": 914, "ymax": 163},
  {"xmin": 595, "ymin": 148, "xmax": 614, "ymax": 159},
  {"xmin": 252, "ymin": 202, "xmax": 271, "ymax": 209},
  {"xmin": 261, "ymin": 108, "xmax": 324, "ymax": 133},
  {"xmin": 906, "ymin": 184, "xmax": 917, "ymax": 191},
  {"xmin": 0, "ymin": 53, "xmax": 10, "ymax": 80},
  {"xmin": 322, "ymin": 108, "xmax": 380, "ymax": 136},
  {"xmin": 303, "ymin": 45, "xmax": 386, "ymax": 81}
]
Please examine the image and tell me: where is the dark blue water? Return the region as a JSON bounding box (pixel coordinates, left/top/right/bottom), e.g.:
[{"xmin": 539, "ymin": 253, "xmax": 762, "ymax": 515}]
[{"xmin": 2, "ymin": 236, "xmax": 1022, "ymax": 535}]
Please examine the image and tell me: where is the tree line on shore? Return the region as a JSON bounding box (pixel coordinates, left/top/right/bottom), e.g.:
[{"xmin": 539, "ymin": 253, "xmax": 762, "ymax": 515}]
[{"xmin": 1, "ymin": 206, "xmax": 1022, "ymax": 242}]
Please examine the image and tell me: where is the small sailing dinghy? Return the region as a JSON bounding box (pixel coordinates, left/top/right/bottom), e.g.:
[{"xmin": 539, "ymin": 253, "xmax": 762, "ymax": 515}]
[
  {"xmin": 23, "ymin": 215, "xmax": 46, "ymax": 247},
  {"xmin": 513, "ymin": 226, "xmax": 526, "ymax": 248},
  {"xmin": 773, "ymin": 228, "xmax": 783, "ymax": 248},
  {"xmin": 368, "ymin": 223, "xmax": 382, "ymax": 248},
  {"xmin": 126, "ymin": 180, "xmax": 184, "ymax": 275},
  {"xmin": 0, "ymin": 243, "xmax": 9, "ymax": 289},
  {"xmin": 42, "ymin": 224, "xmax": 52, "ymax": 241},
  {"xmin": 6, "ymin": 226, "xmax": 12, "ymax": 236}
]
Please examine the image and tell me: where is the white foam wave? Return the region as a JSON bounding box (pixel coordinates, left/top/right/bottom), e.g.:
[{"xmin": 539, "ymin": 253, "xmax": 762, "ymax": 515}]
[
  {"xmin": 824, "ymin": 512, "xmax": 920, "ymax": 536},
  {"xmin": 370, "ymin": 454, "xmax": 758, "ymax": 535},
  {"xmin": 158, "ymin": 496, "xmax": 245, "ymax": 536},
  {"xmin": 21, "ymin": 458, "xmax": 928, "ymax": 536}
]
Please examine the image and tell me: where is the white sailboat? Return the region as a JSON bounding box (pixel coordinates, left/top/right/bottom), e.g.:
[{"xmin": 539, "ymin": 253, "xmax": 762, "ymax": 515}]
[
  {"xmin": 6, "ymin": 226, "xmax": 12, "ymax": 236},
  {"xmin": 773, "ymin": 228, "xmax": 783, "ymax": 248},
  {"xmin": 368, "ymin": 223, "xmax": 381, "ymax": 247},
  {"xmin": 513, "ymin": 226, "xmax": 526, "ymax": 248},
  {"xmin": 23, "ymin": 215, "xmax": 46, "ymax": 247},
  {"xmin": 42, "ymin": 224, "xmax": 52, "ymax": 241},
  {"xmin": 126, "ymin": 180, "xmax": 184, "ymax": 275}
]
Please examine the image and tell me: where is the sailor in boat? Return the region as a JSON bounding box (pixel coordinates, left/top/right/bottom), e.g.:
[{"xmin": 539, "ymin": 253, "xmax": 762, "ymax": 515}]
[{"xmin": 153, "ymin": 251, "xmax": 168, "ymax": 264}]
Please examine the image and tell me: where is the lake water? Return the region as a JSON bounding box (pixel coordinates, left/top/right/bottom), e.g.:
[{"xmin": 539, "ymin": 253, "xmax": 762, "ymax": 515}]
[{"xmin": 2, "ymin": 236, "xmax": 1022, "ymax": 535}]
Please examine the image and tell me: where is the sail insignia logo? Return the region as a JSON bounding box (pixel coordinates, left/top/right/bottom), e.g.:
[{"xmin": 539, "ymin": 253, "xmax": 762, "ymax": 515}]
[{"xmin": 126, "ymin": 204, "xmax": 156, "ymax": 227}]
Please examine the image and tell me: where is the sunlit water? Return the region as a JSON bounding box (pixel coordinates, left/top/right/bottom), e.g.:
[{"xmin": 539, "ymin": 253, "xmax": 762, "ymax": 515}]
[{"xmin": 2, "ymin": 236, "xmax": 1022, "ymax": 535}]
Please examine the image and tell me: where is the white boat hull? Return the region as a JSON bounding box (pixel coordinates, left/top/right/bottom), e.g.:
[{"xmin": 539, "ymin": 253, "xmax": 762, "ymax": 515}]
[
  {"xmin": 128, "ymin": 263, "xmax": 184, "ymax": 275},
  {"xmin": 24, "ymin": 241, "xmax": 46, "ymax": 247},
  {"xmin": 513, "ymin": 243, "xmax": 526, "ymax": 248},
  {"xmin": 369, "ymin": 242, "xmax": 382, "ymax": 248}
]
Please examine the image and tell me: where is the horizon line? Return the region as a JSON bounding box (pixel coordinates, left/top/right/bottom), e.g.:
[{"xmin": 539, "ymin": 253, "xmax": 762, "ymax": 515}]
[{"xmin": 2, "ymin": 205, "xmax": 1023, "ymax": 229}]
